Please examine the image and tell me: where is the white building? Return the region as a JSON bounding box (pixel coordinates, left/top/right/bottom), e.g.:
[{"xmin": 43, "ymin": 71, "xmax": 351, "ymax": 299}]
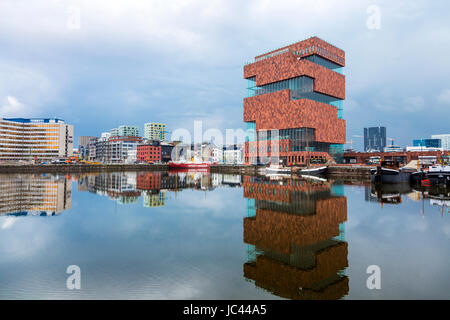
[
  {"xmin": 211, "ymin": 147, "xmax": 223, "ymax": 163},
  {"xmin": 126, "ymin": 149, "xmax": 137, "ymax": 164},
  {"xmin": 224, "ymin": 149, "xmax": 243, "ymax": 164},
  {"xmin": 0, "ymin": 118, "xmax": 73, "ymax": 161},
  {"xmin": 431, "ymin": 134, "xmax": 450, "ymax": 151}
]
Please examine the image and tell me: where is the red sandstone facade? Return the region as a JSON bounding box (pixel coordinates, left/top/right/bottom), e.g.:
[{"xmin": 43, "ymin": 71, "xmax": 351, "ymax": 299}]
[{"xmin": 243, "ymin": 37, "xmax": 346, "ymax": 166}]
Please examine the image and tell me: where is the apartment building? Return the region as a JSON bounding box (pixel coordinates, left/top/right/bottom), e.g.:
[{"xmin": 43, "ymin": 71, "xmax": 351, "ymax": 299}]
[{"xmin": 0, "ymin": 118, "xmax": 73, "ymax": 161}]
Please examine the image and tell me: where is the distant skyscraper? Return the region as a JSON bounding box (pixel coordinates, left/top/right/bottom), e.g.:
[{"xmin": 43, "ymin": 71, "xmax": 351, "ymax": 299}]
[
  {"xmin": 364, "ymin": 127, "xmax": 386, "ymax": 152},
  {"xmin": 144, "ymin": 122, "xmax": 167, "ymax": 141}
]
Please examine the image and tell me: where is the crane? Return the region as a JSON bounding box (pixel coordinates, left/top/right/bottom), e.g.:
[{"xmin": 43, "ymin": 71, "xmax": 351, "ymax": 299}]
[
  {"xmin": 387, "ymin": 137, "xmax": 395, "ymax": 146},
  {"xmin": 346, "ymin": 135, "xmax": 364, "ymax": 152}
]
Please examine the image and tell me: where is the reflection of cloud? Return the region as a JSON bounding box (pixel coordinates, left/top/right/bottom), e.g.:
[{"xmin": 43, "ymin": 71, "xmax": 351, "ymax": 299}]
[
  {"xmin": 1, "ymin": 217, "xmax": 17, "ymax": 229},
  {"xmin": 442, "ymin": 224, "xmax": 450, "ymax": 238},
  {"xmin": 437, "ymin": 89, "xmax": 450, "ymax": 105},
  {"xmin": 0, "ymin": 218, "xmax": 54, "ymax": 262}
]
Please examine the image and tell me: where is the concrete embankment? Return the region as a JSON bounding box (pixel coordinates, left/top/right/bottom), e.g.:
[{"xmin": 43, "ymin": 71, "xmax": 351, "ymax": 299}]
[
  {"xmin": 0, "ymin": 164, "xmax": 168, "ymax": 174},
  {"xmin": 327, "ymin": 165, "xmax": 373, "ymax": 180}
]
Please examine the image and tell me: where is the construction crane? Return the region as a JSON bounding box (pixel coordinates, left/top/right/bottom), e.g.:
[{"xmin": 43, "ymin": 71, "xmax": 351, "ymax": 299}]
[
  {"xmin": 387, "ymin": 137, "xmax": 395, "ymax": 146},
  {"xmin": 346, "ymin": 135, "xmax": 364, "ymax": 151}
]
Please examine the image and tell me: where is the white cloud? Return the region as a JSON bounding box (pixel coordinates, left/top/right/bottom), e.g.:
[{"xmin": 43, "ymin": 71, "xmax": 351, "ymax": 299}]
[
  {"xmin": 0, "ymin": 96, "xmax": 27, "ymax": 116},
  {"xmin": 437, "ymin": 89, "xmax": 450, "ymax": 105},
  {"xmin": 1, "ymin": 217, "xmax": 17, "ymax": 229}
]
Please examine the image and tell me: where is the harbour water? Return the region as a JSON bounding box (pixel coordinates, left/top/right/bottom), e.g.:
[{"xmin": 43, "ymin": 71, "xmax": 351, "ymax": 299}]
[{"xmin": 0, "ymin": 171, "xmax": 449, "ymax": 299}]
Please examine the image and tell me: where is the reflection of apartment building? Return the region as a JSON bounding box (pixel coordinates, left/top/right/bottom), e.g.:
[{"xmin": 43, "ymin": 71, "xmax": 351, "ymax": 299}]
[
  {"xmin": 0, "ymin": 174, "xmax": 72, "ymax": 216},
  {"xmin": 143, "ymin": 191, "xmax": 166, "ymax": 207},
  {"xmin": 0, "ymin": 118, "xmax": 74, "ymax": 161},
  {"xmin": 243, "ymin": 176, "xmax": 348, "ymax": 299},
  {"xmin": 82, "ymin": 172, "xmax": 141, "ymax": 203}
]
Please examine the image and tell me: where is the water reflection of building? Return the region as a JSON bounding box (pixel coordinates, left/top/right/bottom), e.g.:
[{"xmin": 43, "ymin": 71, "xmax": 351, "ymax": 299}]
[
  {"xmin": 243, "ymin": 175, "xmax": 348, "ymax": 300},
  {"xmin": 0, "ymin": 174, "xmax": 72, "ymax": 216},
  {"xmin": 78, "ymin": 172, "xmax": 141, "ymax": 204},
  {"xmin": 77, "ymin": 171, "xmax": 238, "ymax": 208}
]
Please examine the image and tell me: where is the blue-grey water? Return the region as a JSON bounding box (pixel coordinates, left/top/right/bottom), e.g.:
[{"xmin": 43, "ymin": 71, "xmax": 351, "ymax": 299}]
[{"xmin": 0, "ymin": 171, "xmax": 449, "ymax": 299}]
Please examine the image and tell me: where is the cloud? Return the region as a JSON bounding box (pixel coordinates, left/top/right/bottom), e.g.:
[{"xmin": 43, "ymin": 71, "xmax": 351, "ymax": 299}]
[
  {"xmin": 404, "ymin": 96, "xmax": 425, "ymax": 112},
  {"xmin": 1, "ymin": 217, "xmax": 17, "ymax": 229},
  {"xmin": 0, "ymin": 0, "xmax": 449, "ymax": 148},
  {"xmin": 437, "ymin": 89, "xmax": 450, "ymax": 105},
  {"xmin": 0, "ymin": 96, "xmax": 27, "ymax": 116}
]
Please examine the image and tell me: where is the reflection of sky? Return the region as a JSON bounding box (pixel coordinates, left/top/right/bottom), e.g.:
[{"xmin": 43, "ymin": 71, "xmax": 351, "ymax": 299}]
[
  {"xmin": 0, "ymin": 180, "xmax": 277, "ymax": 299},
  {"xmin": 345, "ymin": 185, "xmax": 450, "ymax": 299},
  {"xmin": 0, "ymin": 178, "xmax": 449, "ymax": 299}
]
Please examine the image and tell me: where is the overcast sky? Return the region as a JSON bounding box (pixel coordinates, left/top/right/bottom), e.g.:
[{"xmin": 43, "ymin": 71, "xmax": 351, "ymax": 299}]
[{"xmin": 0, "ymin": 0, "xmax": 449, "ymax": 150}]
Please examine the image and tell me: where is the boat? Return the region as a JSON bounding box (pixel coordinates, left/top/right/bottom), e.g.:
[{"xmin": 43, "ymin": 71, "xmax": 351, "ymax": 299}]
[
  {"xmin": 411, "ymin": 165, "xmax": 450, "ymax": 187},
  {"xmin": 265, "ymin": 165, "xmax": 292, "ymax": 175},
  {"xmin": 370, "ymin": 160, "xmax": 416, "ymax": 184},
  {"xmin": 168, "ymin": 160, "xmax": 210, "ymax": 170},
  {"xmin": 297, "ymin": 166, "xmax": 328, "ymax": 176},
  {"xmin": 425, "ymin": 165, "xmax": 450, "ymax": 186}
]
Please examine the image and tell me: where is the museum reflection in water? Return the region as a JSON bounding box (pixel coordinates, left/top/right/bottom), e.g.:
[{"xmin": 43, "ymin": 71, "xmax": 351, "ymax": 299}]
[{"xmin": 242, "ymin": 175, "xmax": 349, "ymax": 300}]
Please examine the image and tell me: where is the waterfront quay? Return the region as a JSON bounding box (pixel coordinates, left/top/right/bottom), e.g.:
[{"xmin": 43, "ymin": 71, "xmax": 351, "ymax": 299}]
[{"xmin": 0, "ymin": 163, "xmax": 373, "ymax": 180}]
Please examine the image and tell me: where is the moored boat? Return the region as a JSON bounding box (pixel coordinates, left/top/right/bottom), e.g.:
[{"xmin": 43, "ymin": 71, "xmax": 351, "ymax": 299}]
[
  {"xmin": 169, "ymin": 161, "xmax": 210, "ymax": 170},
  {"xmin": 265, "ymin": 165, "xmax": 292, "ymax": 175},
  {"xmin": 297, "ymin": 166, "xmax": 328, "ymax": 176},
  {"xmin": 411, "ymin": 165, "xmax": 450, "ymax": 187},
  {"xmin": 370, "ymin": 160, "xmax": 416, "ymax": 184}
]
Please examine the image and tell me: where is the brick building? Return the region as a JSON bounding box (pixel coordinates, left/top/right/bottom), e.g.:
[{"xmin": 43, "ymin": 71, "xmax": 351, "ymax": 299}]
[
  {"xmin": 243, "ymin": 37, "xmax": 346, "ymax": 166},
  {"xmin": 137, "ymin": 140, "xmax": 161, "ymax": 163}
]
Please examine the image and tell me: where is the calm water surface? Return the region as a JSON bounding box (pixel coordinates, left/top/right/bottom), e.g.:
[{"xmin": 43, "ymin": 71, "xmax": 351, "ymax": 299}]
[{"xmin": 0, "ymin": 171, "xmax": 449, "ymax": 299}]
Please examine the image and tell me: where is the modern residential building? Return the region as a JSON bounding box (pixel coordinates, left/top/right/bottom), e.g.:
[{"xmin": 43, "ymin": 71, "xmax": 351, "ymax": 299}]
[
  {"xmin": 431, "ymin": 134, "xmax": 450, "ymax": 151},
  {"xmin": 0, "ymin": 118, "xmax": 73, "ymax": 161},
  {"xmin": 107, "ymin": 136, "xmax": 141, "ymax": 163},
  {"xmin": 110, "ymin": 128, "xmax": 119, "ymax": 137},
  {"xmin": 243, "ymin": 37, "xmax": 346, "ymax": 166},
  {"xmin": 110, "ymin": 125, "xmax": 139, "ymax": 137},
  {"xmin": 144, "ymin": 122, "xmax": 167, "ymax": 141},
  {"xmin": 224, "ymin": 145, "xmax": 244, "ymax": 164},
  {"xmin": 137, "ymin": 140, "xmax": 161, "ymax": 163},
  {"xmin": 364, "ymin": 126, "xmax": 386, "ymax": 152},
  {"xmin": 90, "ymin": 135, "xmax": 141, "ymax": 163}
]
